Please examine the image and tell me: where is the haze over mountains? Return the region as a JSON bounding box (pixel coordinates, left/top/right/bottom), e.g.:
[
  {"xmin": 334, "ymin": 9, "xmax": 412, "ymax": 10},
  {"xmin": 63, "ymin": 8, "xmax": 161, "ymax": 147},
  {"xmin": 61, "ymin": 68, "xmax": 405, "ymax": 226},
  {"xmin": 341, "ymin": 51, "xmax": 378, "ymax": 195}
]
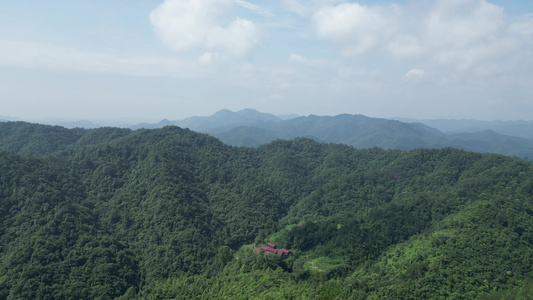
[
  {"xmin": 138, "ymin": 109, "xmax": 533, "ymax": 159},
  {"xmin": 395, "ymin": 118, "xmax": 533, "ymax": 140},
  {"xmin": 4, "ymin": 109, "xmax": 533, "ymax": 159}
]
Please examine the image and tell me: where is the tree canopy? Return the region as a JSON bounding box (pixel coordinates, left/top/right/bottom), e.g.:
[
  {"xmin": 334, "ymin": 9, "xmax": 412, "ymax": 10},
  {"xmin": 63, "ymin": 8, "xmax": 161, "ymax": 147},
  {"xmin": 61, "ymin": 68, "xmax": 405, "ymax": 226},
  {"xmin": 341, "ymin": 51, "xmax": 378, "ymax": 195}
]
[{"xmin": 1, "ymin": 122, "xmax": 533, "ymax": 299}]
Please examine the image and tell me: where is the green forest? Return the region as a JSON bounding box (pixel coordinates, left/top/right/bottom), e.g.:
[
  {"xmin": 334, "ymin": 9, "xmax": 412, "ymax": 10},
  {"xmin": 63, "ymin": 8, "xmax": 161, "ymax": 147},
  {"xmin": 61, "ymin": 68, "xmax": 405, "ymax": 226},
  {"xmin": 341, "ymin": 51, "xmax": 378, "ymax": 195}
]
[{"xmin": 1, "ymin": 121, "xmax": 533, "ymax": 299}]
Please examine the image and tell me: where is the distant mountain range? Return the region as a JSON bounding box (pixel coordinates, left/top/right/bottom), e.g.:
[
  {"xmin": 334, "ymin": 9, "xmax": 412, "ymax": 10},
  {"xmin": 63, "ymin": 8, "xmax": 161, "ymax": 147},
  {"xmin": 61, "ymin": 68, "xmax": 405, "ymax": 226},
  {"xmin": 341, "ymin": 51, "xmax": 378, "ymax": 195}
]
[
  {"xmin": 124, "ymin": 109, "xmax": 533, "ymax": 159},
  {"xmin": 3, "ymin": 109, "xmax": 533, "ymax": 159},
  {"xmin": 131, "ymin": 109, "xmax": 283, "ymax": 132},
  {"xmin": 395, "ymin": 118, "xmax": 533, "ymax": 140}
]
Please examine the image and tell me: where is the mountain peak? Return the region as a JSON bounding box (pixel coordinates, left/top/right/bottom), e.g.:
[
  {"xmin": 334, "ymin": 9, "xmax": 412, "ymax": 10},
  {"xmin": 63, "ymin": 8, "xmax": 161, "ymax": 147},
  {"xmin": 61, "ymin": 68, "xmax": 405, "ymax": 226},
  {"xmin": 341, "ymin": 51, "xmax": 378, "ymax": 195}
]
[
  {"xmin": 237, "ymin": 108, "xmax": 260, "ymax": 114},
  {"xmin": 212, "ymin": 109, "xmax": 237, "ymax": 117},
  {"xmin": 236, "ymin": 109, "xmax": 281, "ymax": 122}
]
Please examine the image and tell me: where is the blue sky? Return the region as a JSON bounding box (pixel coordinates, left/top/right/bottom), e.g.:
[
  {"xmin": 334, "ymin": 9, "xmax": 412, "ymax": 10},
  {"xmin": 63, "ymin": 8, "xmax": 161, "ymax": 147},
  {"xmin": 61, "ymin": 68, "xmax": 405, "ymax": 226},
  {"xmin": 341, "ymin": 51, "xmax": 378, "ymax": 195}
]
[{"xmin": 1, "ymin": 0, "xmax": 532, "ymax": 122}]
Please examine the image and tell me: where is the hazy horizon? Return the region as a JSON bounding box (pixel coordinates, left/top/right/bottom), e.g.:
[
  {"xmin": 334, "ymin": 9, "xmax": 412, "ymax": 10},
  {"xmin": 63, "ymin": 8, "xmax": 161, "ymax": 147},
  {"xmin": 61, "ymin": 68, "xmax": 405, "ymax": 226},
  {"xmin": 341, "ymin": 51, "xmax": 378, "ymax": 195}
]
[
  {"xmin": 1, "ymin": 0, "xmax": 533, "ymax": 121},
  {"xmin": 3, "ymin": 108, "xmax": 533, "ymax": 129}
]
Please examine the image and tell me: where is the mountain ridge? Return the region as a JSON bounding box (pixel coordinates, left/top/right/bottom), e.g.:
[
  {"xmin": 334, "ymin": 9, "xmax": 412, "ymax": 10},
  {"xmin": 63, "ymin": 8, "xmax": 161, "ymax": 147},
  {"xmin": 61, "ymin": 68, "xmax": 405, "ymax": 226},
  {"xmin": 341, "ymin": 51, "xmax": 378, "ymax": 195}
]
[
  {"xmin": 395, "ymin": 117, "xmax": 533, "ymax": 140},
  {"xmin": 0, "ymin": 123, "xmax": 532, "ymax": 298},
  {"xmin": 172, "ymin": 110, "xmax": 533, "ymax": 159},
  {"xmin": 4, "ymin": 109, "xmax": 533, "ymax": 158}
]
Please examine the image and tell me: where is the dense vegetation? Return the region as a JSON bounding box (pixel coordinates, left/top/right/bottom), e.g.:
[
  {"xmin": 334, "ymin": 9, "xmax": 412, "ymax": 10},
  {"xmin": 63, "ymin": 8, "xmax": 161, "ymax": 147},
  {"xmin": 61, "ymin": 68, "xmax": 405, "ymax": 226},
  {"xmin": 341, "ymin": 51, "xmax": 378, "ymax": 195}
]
[
  {"xmin": 148, "ymin": 109, "xmax": 533, "ymax": 159},
  {"xmin": 1, "ymin": 121, "xmax": 533, "ymax": 299}
]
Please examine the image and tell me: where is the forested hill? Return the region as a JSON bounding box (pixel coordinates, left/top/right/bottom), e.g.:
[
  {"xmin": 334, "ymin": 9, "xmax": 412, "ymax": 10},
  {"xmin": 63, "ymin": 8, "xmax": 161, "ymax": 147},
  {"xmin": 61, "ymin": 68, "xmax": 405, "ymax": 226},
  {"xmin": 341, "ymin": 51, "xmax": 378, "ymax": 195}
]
[
  {"xmin": 1, "ymin": 122, "xmax": 533, "ymax": 299},
  {"xmin": 127, "ymin": 110, "xmax": 533, "ymax": 159},
  {"xmin": 210, "ymin": 114, "xmax": 533, "ymax": 159},
  {"xmin": 0, "ymin": 121, "xmax": 131, "ymax": 156}
]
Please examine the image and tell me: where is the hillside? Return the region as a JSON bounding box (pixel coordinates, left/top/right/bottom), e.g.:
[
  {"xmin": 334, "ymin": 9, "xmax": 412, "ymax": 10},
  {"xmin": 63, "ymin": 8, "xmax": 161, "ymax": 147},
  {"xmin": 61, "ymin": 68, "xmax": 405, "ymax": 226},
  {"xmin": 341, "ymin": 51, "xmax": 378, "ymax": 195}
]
[
  {"xmin": 447, "ymin": 130, "xmax": 533, "ymax": 159},
  {"xmin": 12, "ymin": 110, "xmax": 533, "ymax": 159},
  {"xmin": 215, "ymin": 114, "xmax": 449, "ymax": 149},
  {"xmin": 210, "ymin": 114, "xmax": 533, "ymax": 159},
  {"xmin": 1, "ymin": 122, "xmax": 533, "ymax": 299},
  {"xmin": 396, "ymin": 118, "xmax": 533, "ymax": 140},
  {"xmin": 130, "ymin": 110, "xmax": 533, "ymax": 159},
  {"xmin": 0, "ymin": 122, "xmax": 131, "ymax": 156}
]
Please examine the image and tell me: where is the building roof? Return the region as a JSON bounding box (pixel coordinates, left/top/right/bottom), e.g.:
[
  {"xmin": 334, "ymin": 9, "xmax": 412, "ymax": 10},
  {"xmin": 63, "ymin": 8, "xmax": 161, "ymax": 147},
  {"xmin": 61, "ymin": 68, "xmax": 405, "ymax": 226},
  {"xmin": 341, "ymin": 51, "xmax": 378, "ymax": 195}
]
[{"xmin": 256, "ymin": 244, "xmax": 291, "ymax": 256}]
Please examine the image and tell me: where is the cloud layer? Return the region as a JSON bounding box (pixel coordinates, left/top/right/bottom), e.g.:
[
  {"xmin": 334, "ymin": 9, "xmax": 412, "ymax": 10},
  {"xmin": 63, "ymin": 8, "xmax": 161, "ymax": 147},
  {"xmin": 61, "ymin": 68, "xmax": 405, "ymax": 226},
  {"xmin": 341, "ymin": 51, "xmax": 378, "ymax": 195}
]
[
  {"xmin": 312, "ymin": 0, "xmax": 533, "ymax": 70},
  {"xmin": 2, "ymin": 0, "xmax": 533, "ymax": 120},
  {"xmin": 312, "ymin": 3, "xmax": 400, "ymax": 56},
  {"xmin": 149, "ymin": 0, "xmax": 262, "ymax": 57}
]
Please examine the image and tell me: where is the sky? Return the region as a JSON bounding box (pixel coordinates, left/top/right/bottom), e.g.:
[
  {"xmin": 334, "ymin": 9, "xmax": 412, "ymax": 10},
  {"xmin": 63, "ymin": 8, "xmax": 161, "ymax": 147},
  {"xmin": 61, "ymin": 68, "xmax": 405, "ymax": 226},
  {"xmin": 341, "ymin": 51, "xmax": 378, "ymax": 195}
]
[{"xmin": 1, "ymin": 0, "xmax": 533, "ymax": 122}]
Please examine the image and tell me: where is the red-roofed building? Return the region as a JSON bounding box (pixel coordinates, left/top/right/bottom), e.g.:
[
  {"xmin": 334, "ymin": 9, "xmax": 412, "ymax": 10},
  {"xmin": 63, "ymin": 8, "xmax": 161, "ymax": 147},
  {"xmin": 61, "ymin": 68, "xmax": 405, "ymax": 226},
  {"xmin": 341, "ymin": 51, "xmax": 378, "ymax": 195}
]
[
  {"xmin": 277, "ymin": 248, "xmax": 291, "ymax": 256},
  {"xmin": 255, "ymin": 243, "xmax": 291, "ymax": 257}
]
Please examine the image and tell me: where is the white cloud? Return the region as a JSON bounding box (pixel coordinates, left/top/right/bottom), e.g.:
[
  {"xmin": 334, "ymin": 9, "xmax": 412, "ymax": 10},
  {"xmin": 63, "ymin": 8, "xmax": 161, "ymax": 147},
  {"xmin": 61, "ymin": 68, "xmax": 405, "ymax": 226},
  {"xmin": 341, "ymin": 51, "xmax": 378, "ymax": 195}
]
[
  {"xmin": 149, "ymin": 0, "xmax": 263, "ymax": 56},
  {"xmin": 282, "ymin": 0, "xmax": 308, "ymax": 16},
  {"xmin": 509, "ymin": 14, "xmax": 533, "ymax": 36},
  {"xmin": 198, "ymin": 52, "xmax": 226, "ymax": 65},
  {"xmin": 432, "ymin": 43, "xmax": 509, "ymax": 70},
  {"xmin": 423, "ymin": 0, "xmax": 531, "ymax": 71},
  {"xmin": 0, "ymin": 40, "xmax": 200, "ymax": 78},
  {"xmin": 404, "ymin": 69, "xmax": 425, "ymax": 81},
  {"xmin": 426, "ymin": 0, "xmax": 504, "ymax": 48},
  {"xmin": 288, "ymin": 53, "xmax": 328, "ymax": 67},
  {"xmin": 312, "ymin": 3, "xmax": 400, "ymax": 56},
  {"xmin": 424, "ymin": 0, "xmax": 509, "ymax": 69},
  {"xmin": 387, "ymin": 34, "xmax": 424, "ymax": 58},
  {"xmin": 235, "ymin": 0, "xmax": 274, "ymax": 17},
  {"xmin": 310, "ymin": 0, "xmax": 533, "ymax": 73},
  {"xmin": 338, "ymin": 66, "xmax": 365, "ymax": 79},
  {"xmin": 283, "ymin": 0, "xmax": 343, "ymax": 17}
]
